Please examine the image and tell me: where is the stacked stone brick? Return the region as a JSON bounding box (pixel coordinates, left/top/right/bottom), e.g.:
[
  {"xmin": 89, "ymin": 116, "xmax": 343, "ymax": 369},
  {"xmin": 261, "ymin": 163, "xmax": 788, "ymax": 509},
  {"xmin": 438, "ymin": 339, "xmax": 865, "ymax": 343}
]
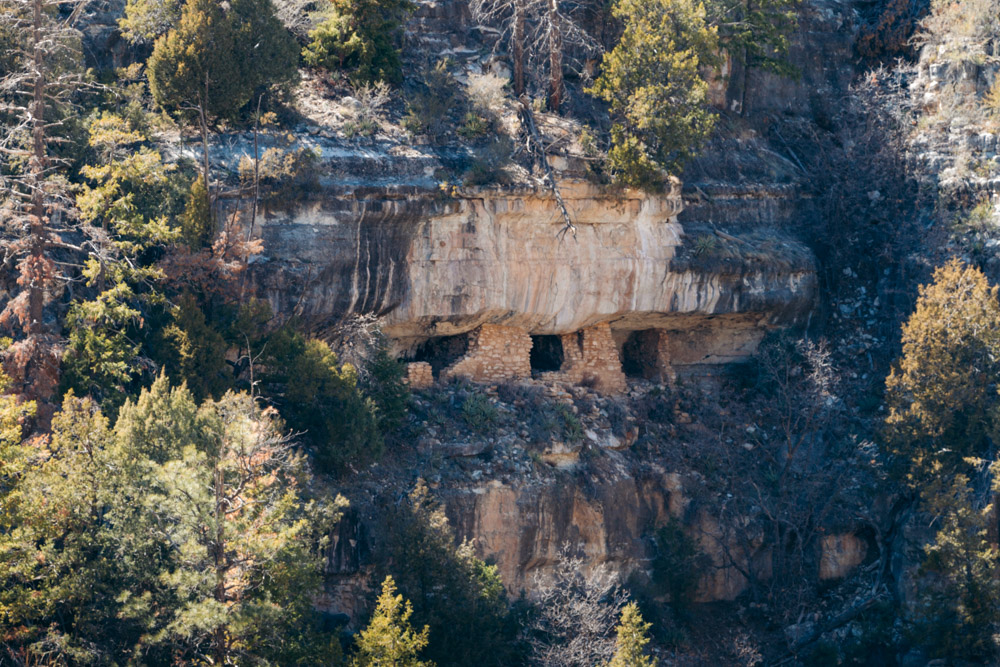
[
  {"xmin": 548, "ymin": 322, "xmax": 627, "ymax": 393},
  {"xmin": 406, "ymin": 361, "xmax": 434, "ymax": 389},
  {"xmin": 440, "ymin": 324, "xmax": 533, "ymax": 383}
]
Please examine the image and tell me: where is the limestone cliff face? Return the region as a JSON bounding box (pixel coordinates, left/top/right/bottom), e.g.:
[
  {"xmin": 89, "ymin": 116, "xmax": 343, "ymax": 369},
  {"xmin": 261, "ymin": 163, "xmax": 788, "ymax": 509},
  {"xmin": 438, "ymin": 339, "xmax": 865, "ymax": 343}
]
[
  {"xmin": 324, "ymin": 449, "xmax": 871, "ymax": 619},
  {"xmin": 249, "ymin": 178, "xmax": 816, "ymax": 354}
]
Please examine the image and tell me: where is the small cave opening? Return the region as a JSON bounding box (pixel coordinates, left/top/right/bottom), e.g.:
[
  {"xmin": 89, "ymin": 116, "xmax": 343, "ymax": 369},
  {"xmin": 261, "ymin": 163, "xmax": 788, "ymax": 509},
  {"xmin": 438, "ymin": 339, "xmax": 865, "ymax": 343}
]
[
  {"xmin": 530, "ymin": 335, "xmax": 564, "ymax": 372},
  {"xmin": 621, "ymin": 330, "xmax": 662, "ymax": 379},
  {"xmin": 410, "ymin": 333, "xmax": 470, "ymax": 376}
]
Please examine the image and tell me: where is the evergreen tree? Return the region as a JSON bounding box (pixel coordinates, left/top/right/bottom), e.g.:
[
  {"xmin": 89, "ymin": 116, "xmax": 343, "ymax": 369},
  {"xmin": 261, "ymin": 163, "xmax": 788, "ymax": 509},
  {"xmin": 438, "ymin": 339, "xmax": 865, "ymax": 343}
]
[
  {"xmin": 147, "ymin": 0, "xmax": 298, "ymax": 188},
  {"xmin": 0, "ymin": 365, "xmax": 36, "ymax": 531},
  {"xmin": 0, "ymin": 395, "xmax": 168, "ymax": 664},
  {"xmin": 884, "ymin": 259, "xmax": 1000, "ymax": 483},
  {"xmin": 587, "ymin": 0, "xmax": 719, "ymax": 188},
  {"xmin": 151, "ymin": 293, "xmax": 231, "ymax": 401},
  {"xmin": 0, "ymin": 378, "xmax": 345, "ymax": 664},
  {"xmin": 707, "ymin": 0, "xmax": 799, "ymax": 113},
  {"xmin": 912, "ymin": 470, "xmax": 1000, "ymax": 661},
  {"xmin": 303, "ymin": 0, "xmax": 415, "ymax": 85},
  {"xmin": 63, "ymin": 114, "xmax": 183, "ymax": 413},
  {"xmin": 606, "ymin": 603, "xmax": 658, "ymax": 667},
  {"xmin": 119, "ymin": 0, "xmax": 182, "ymax": 43},
  {"xmin": 0, "ymin": 0, "xmax": 90, "ymax": 408},
  {"xmin": 139, "ymin": 389, "xmax": 343, "ymax": 664},
  {"xmin": 262, "ymin": 328, "xmax": 383, "ymax": 474},
  {"xmin": 180, "ymin": 174, "xmax": 213, "ymax": 249},
  {"xmin": 380, "ymin": 481, "xmax": 521, "ymax": 666},
  {"xmin": 352, "ymin": 575, "xmax": 433, "ymax": 667},
  {"xmin": 885, "ymin": 260, "xmax": 1000, "ymax": 661}
]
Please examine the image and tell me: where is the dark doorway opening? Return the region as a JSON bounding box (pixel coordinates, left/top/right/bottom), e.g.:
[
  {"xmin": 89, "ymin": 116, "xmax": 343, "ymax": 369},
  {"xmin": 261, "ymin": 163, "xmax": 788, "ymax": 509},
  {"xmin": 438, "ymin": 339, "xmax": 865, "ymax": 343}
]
[
  {"xmin": 410, "ymin": 333, "xmax": 470, "ymax": 375},
  {"xmin": 621, "ymin": 330, "xmax": 661, "ymax": 379},
  {"xmin": 530, "ymin": 335, "xmax": 564, "ymax": 372}
]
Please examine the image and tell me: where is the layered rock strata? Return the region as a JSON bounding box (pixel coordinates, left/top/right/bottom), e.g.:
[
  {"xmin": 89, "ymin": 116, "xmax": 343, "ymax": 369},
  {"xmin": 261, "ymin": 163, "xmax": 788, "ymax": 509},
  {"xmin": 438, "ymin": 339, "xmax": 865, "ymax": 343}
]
[{"xmin": 251, "ymin": 178, "xmax": 817, "ymax": 390}]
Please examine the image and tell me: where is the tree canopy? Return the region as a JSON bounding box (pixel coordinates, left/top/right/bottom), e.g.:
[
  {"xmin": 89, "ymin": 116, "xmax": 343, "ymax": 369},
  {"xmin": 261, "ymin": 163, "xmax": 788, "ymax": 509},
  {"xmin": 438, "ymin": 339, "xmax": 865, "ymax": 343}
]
[{"xmin": 588, "ymin": 0, "xmax": 719, "ymax": 188}]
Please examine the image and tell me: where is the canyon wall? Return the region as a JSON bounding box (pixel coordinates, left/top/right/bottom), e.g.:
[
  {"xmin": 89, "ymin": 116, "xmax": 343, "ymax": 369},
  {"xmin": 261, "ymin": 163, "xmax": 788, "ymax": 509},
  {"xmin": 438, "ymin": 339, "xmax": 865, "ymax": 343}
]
[{"xmin": 248, "ymin": 176, "xmax": 816, "ymax": 386}]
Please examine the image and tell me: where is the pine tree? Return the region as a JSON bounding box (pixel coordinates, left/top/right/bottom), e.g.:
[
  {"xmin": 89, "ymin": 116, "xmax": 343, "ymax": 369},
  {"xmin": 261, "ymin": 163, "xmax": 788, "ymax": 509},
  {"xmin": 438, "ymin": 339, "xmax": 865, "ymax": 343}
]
[
  {"xmin": 261, "ymin": 328, "xmax": 383, "ymax": 474},
  {"xmin": 147, "ymin": 0, "xmax": 297, "ymax": 189},
  {"xmin": 707, "ymin": 0, "xmax": 799, "ymax": 113},
  {"xmin": 352, "ymin": 575, "xmax": 433, "ymax": 667},
  {"xmin": 63, "ymin": 114, "xmax": 183, "ymax": 413},
  {"xmin": 180, "ymin": 174, "xmax": 213, "ymax": 249},
  {"xmin": 379, "ymin": 480, "xmax": 520, "ymax": 666},
  {"xmin": 139, "ymin": 389, "xmax": 345, "ymax": 664},
  {"xmin": 587, "ymin": 0, "xmax": 719, "ymax": 188},
  {"xmin": 912, "ymin": 470, "xmax": 1000, "ymax": 661},
  {"xmin": 884, "ymin": 259, "xmax": 1000, "ymax": 483},
  {"xmin": 119, "ymin": 0, "xmax": 181, "ymax": 43},
  {"xmin": 0, "ymin": 394, "xmax": 167, "ymax": 663},
  {"xmin": 303, "ymin": 0, "xmax": 415, "ymax": 86},
  {"xmin": 606, "ymin": 603, "xmax": 658, "ymax": 667},
  {"xmin": 0, "ymin": 379, "xmax": 345, "ymax": 664},
  {"xmin": 885, "ymin": 260, "xmax": 1000, "ymax": 660}
]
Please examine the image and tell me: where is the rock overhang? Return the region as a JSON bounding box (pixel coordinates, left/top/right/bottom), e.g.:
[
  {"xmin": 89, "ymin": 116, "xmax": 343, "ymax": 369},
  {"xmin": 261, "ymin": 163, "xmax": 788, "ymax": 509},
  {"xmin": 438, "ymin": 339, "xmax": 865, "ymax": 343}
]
[{"xmin": 247, "ymin": 178, "xmax": 816, "ymax": 347}]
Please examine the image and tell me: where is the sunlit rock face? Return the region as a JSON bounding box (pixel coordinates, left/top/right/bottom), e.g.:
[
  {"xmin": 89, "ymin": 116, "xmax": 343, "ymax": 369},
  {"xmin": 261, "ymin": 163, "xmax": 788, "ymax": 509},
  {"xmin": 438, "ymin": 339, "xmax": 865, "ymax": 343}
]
[{"xmin": 249, "ymin": 178, "xmax": 816, "ymax": 367}]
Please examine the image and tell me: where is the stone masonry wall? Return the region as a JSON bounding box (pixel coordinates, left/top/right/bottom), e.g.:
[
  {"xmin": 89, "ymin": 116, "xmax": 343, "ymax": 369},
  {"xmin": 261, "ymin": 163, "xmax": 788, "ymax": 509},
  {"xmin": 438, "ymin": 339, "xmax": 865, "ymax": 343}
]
[
  {"xmin": 406, "ymin": 361, "xmax": 434, "ymax": 389},
  {"xmin": 548, "ymin": 322, "xmax": 627, "ymax": 393},
  {"xmin": 440, "ymin": 324, "xmax": 532, "ymax": 383}
]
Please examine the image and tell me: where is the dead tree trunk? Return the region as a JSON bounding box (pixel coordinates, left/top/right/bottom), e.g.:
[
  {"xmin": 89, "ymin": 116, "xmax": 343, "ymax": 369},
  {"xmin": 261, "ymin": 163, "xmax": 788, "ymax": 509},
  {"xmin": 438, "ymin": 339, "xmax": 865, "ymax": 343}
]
[
  {"xmin": 27, "ymin": 0, "xmax": 47, "ymax": 335},
  {"xmin": 548, "ymin": 0, "xmax": 563, "ymax": 111},
  {"xmin": 513, "ymin": 0, "xmax": 526, "ymax": 95}
]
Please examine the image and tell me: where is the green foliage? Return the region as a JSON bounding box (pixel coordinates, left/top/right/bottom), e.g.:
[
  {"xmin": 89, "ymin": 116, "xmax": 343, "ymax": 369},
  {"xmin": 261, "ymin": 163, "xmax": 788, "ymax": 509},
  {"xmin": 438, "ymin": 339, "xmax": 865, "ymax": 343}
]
[
  {"xmin": 262, "ymin": 328, "xmax": 383, "ymax": 474},
  {"xmin": 303, "ymin": 0, "xmax": 415, "ymax": 85},
  {"xmin": 150, "ymin": 294, "xmax": 231, "ymax": 401},
  {"xmin": 353, "ymin": 576, "xmax": 433, "ymax": 667},
  {"xmin": 147, "ymin": 0, "xmax": 298, "ymax": 121},
  {"xmin": 461, "ymin": 392, "xmax": 501, "ymax": 433},
  {"xmin": 588, "ymin": 0, "xmax": 719, "ymax": 188},
  {"xmin": 63, "ymin": 114, "xmax": 185, "ymax": 414},
  {"xmin": 458, "ymin": 112, "xmax": 491, "ymax": 139},
  {"xmin": 0, "ymin": 365, "xmax": 36, "ymax": 531},
  {"xmin": 0, "ymin": 380, "xmax": 344, "ymax": 664},
  {"xmin": 884, "ymin": 259, "xmax": 1000, "ymax": 483},
  {"xmin": 363, "ymin": 345, "xmax": 410, "ymax": 435},
  {"xmin": 885, "ymin": 260, "xmax": 1000, "ymax": 660},
  {"xmin": 911, "ymin": 469, "xmax": 1000, "ymax": 661},
  {"xmin": 606, "ymin": 603, "xmax": 658, "ymax": 667},
  {"xmin": 380, "ymin": 481, "xmax": 522, "ymax": 666},
  {"xmin": 181, "ymin": 175, "xmax": 214, "ymax": 249},
  {"xmin": 707, "ymin": 0, "xmax": 799, "ymax": 77},
  {"xmin": 403, "ymin": 61, "xmax": 461, "ymax": 138},
  {"xmin": 651, "ymin": 519, "xmax": 707, "ymax": 619},
  {"xmin": 0, "ymin": 395, "xmax": 158, "ymax": 664},
  {"xmin": 63, "ymin": 284, "xmax": 144, "ymax": 414},
  {"xmin": 138, "ymin": 389, "xmax": 344, "ymax": 663},
  {"xmin": 120, "ymin": 0, "xmax": 181, "ymax": 43}
]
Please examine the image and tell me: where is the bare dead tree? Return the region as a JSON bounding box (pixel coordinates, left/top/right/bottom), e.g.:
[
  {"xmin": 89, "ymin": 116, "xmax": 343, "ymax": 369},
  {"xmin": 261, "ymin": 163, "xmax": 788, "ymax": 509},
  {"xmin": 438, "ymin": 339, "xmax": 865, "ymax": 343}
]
[
  {"xmin": 707, "ymin": 334, "xmax": 853, "ymax": 613},
  {"xmin": 470, "ymin": 0, "xmax": 599, "ymax": 111},
  {"xmin": 529, "ymin": 545, "xmax": 629, "ymax": 667},
  {"xmin": 0, "ymin": 0, "xmax": 91, "ymax": 405},
  {"xmin": 271, "ymin": 0, "xmax": 317, "ymax": 40}
]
